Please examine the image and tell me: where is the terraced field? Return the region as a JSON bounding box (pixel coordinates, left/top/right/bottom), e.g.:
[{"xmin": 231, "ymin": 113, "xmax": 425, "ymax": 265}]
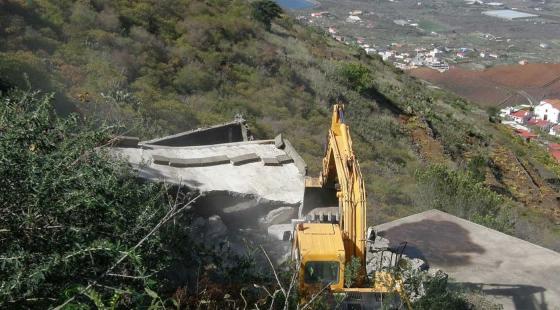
[{"xmin": 409, "ymin": 63, "xmax": 560, "ymax": 108}]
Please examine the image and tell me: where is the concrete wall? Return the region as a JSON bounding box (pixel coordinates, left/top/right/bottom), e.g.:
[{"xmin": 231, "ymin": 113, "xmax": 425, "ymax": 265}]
[
  {"xmin": 143, "ymin": 122, "xmax": 247, "ymax": 147},
  {"xmin": 534, "ymin": 103, "xmax": 560, "ymax": 123},
  {"xmin": 282, "ymin": 139, "xmax": 307, "ymax": 176}
]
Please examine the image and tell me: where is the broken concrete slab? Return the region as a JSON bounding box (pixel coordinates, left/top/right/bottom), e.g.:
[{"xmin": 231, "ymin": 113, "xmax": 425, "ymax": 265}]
[
  {"xmin": 276, "ymin": 154, "xmax": 293, "ymax": 164},
  {"xmin": 188, "ymin": 190, "xmax": 300, "ymax": 229},
  {"xmin": 111, "ymin": 140, "xmax": 304, "ymax": 204},
  {"xmin": 268, "ymin": 224, "xmax": 293, "ymax": 241},
  {"xmin": 169, "ymin": 155, "xmax": 230, "ymax": 167},
  {"xmin": 152, "ymin": 154, "xmax": 170, "ymax": 165},
  {"xmin": 283, "ymin": 140, "xmax": 307, "ymax": 175},
  {"xmin": 274, "ymin": 134, "xmax": 285, "ymax": 149},
  {"xmin": 229, "ymin": 153, "xmax": 261, "ymax": 166},
  {"xmin": 262, "ymin": 157, "xmax": 281, "ymax": 166},
  {"xmin": 142, "ymin": 119, "xmax": 248, "ymax": 147},
  {"xmin": 375, "ymin": 209, "xmax": 560, "ymax": 310},
  {"xmin": 259, "ymin": 206, "xmax": 297, "ymax": 227}
]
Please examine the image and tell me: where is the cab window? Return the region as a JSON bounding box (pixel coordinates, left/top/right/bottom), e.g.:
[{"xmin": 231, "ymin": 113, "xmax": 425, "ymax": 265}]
[{"xmin": 304, "ymin": 261, "xmax": 339, "ymax": 285}]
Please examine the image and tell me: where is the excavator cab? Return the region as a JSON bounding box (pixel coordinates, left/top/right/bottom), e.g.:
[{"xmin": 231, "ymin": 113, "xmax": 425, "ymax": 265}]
[{"xmin": 293, "ymin": 222, "xmax": 346, "ymax": 295}]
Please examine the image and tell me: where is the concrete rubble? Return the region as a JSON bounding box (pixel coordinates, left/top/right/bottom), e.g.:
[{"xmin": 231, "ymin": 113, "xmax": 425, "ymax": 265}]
[
  {"xmin": 366, "ymin": 235, "xmax": 437, "ymax": 302},
  {"xmin": 259, "ymin": 206, "xmax": 297, "ymax": 227}
]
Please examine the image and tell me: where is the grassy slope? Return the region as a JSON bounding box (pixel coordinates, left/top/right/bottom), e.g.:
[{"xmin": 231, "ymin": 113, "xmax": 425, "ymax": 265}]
[{"xmin": 0, "ymin": 0, "xmax": 558, "ymax": 249}]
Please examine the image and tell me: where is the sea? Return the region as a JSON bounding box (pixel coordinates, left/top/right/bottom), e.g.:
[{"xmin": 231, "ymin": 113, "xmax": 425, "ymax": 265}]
[{"xmin": 274, "ymin": 0, "xmax": 316, "ymax": 10}]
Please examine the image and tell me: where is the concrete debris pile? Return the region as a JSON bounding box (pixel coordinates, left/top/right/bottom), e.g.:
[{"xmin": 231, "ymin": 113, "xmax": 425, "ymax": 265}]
[{"xmin": 367, "ymin": 234, "xmax": 448, "ymax": 302}]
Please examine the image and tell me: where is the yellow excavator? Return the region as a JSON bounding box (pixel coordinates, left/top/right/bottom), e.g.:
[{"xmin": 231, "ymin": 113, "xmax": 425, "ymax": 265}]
[{"xmin": 292, "ymin": 104, "xmax": 412, "ymax": 309}]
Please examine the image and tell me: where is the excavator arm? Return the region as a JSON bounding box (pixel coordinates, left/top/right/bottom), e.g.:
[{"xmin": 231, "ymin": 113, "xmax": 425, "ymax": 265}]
[{"xmin": 320, "ymin": 104, "xmax": 367, "ymax": 267}]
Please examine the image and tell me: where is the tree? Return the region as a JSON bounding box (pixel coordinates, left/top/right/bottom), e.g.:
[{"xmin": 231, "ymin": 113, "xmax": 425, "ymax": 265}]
[{"xmin": 251, "ymin": 0, "xmax": 283, "ymax": 31}]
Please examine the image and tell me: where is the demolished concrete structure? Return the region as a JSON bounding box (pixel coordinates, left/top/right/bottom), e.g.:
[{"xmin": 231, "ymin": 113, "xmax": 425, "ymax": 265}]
[
  {"xmin": 374, "ymin": 209, "xmax": 560, "ymax": 310},
  {"xmin": 109, "ymin": 119, "xmax": 306, "ymax": 261},
  {"xmin": 114, "ymin": 141, "xmax": 305, "ymax": 204}
]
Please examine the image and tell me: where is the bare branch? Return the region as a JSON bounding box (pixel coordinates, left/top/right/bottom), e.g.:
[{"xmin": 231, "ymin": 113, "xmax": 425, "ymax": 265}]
[
  {"xmin": 284, "ymin": 267, "xmax": 299, "ymax": 310},
  {"xmin": 260, "ymin": 245, "xmax": 286, "ymax": 298},
  {"xmin": 106, "ymin": 272, "xmax": 155, "ymax": 279},
  {"xmin": 240, "ymin": 287, "xmax": 248, "ymax": 310}
]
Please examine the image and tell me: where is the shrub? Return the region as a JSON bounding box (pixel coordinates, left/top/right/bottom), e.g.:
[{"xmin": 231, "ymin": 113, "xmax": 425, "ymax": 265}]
[
  {"xmin": 0, "ymin": 89, "xmax": 171, "ymax": 308},
  {"xmin": 414, "ymin": 164, "xmax": 514, "ymax": 232},
  {"xmin": 173, "ymin": 63, "xmax": 217, "ymax": 94},
  {"xmin": 336, "ymin": 62, "xmax": 372, "ymax": 94}
]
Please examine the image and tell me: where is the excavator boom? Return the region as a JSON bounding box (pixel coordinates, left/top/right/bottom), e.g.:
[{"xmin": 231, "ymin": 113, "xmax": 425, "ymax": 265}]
[{"xmin": 320, "ymin": 105, "xmax": 367, "ymax": 265}]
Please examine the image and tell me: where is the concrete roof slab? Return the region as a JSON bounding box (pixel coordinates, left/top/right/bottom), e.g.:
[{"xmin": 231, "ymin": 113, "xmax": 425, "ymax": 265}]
[
  {"xmin": 111, "ymin": 140, "xmax": 305, "ymax": 204},
  {"xmin": 375, "ymin": 209, "xmax": 560, "ymax": 310}
]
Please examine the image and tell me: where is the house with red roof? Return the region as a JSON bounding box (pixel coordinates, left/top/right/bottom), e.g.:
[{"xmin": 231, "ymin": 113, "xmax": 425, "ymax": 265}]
[
  {"xmin": 514, "ymin": 129, "xmax": 537, "ymax": 142},
  {"xmin": 509, "ymin": 109, "xmax": 531, "ymax": 124},
  {"xmin": 548, "ymin": 143, "xmax": 560, "ymax": 151},
  {"xmin": 527, "ymin": 118, "xmax": 552, "ymax": 131},
  {"xmin": 549, "ymin": 149, "xmax": 560, "ymax": 163},
  {"xmin": 534, "ymin": 99, "xmax": 560, "ymax": 123},
  {"xmin": 549, "ymin": 144, "xmax": 560, "ymax": 162}
]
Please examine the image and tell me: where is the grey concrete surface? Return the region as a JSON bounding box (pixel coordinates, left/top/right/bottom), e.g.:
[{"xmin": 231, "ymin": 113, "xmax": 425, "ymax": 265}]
[
  {"xmin": 111, "ymin": 140, "xmax": 305, "ymax": 205},
  {"xmin": 283, "ymin": 139, "xmax": 307, "ymax": 175},
  {"xmin": 375, "ymin": 209, "xmax": 560, "ymax": 310},
  {"xmin": 230, "ymin": 153, "xmax": 261, "ymax": 165},
  {"xmin": 262, "ymin": 157, "xmax": 281, "ymax": 166}
]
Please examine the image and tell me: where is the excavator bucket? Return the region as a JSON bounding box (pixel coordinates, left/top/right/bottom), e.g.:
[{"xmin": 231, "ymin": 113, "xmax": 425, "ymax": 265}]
[{"xmin": 301, "ymin": 176, "xmax": 339, "ymax": 222}]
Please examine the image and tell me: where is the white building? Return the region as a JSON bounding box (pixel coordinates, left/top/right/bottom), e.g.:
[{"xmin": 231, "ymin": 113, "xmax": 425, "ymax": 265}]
[
  {"xmin": 429, "ymin": 48, "xmax": 441, "ymax": 57},
  {"xmin": 534, "ymin": 99, "xmax": 560, "ymax": 123},
  {"xmin": 550, "ymin": 125, "xmax": 560, "ymax": 136},
  {"xmin": 346, "ymin": 15, "xmax": 361, "ymax": 23},
  {"xmin": 378, "ymin": 51, "xmax": 394, "ymax": 61},
  {"xmin": 364, "ymin": 48, "xmax": 377, "ymax": 55}
]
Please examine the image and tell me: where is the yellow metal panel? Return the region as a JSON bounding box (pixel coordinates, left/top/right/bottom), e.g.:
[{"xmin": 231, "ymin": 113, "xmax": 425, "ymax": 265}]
[
  {"xmin": 301, "ymin": 223, "xmax": 335, "ymax": 235},
  {"xmin": 296, "ymin": 223, "xmax": 345, "ymax": 259}
]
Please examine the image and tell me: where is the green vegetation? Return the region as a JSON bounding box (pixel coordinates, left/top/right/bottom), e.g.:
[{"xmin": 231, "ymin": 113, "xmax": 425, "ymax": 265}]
[
  {"xmin": 415, "ymin": 164, "xmax": 514, "ymax": 233},
  {"xmin": 0, "ymin": 89, "xmax": 170, "ymax": 307},
  {"xmin": 417, "ymin": 19, "xmax": 448, "ymax": 33},
  {"xmin": 251, "ymin": 0, "xmax": 283, "ymax": 31},
  {"xmin": 412, "ymin": 275, "xmax": 470, "ymax": 309},
  {"xmin": 344, "ymin": 256, "xmax": 362, "ymax": 288},
  {"xmin": 0, "ymin": 89, "xmax": 300, "ymax": 309}
]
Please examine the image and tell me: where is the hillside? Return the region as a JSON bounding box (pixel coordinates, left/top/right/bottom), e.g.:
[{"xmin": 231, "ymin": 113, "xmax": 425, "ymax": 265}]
[
  {"xmin": 1, "ymin": 0, "xmax": 559, "ymax": 308},
  {"xmin": 2, "ymin": 0, "xmax": 559, "ymax": 243}
]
